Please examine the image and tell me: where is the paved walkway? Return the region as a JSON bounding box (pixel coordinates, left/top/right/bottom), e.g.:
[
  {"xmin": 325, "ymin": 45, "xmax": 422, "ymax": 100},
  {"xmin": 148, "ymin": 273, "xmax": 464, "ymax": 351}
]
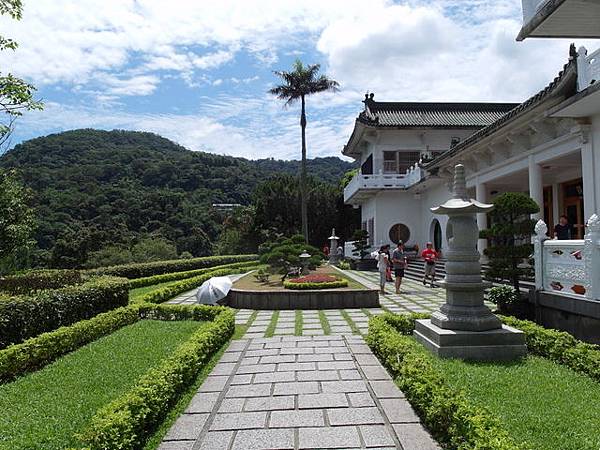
[{"xmin": 159, "ymin": 335, "xmax": 440, "ymax": 450}]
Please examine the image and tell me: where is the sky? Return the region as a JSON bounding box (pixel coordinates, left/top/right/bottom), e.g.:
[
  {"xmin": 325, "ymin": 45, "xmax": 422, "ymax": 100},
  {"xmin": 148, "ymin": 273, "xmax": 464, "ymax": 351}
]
[{"xmin": 0, "ymin": 0, "xmax": 596, "ymax": 160}]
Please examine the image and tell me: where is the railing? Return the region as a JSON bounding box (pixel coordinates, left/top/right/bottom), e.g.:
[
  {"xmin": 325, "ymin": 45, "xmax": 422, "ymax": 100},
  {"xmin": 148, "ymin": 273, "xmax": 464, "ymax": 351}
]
[
  {"xmin": 521, "ymin": 0, "xmax": 550, "ymax": 24},
  {"xmin": 577, "ymin": 46, "xmax": 600, "ymax": 91},
  {"xmin": 533, "ymin": 214, "xmax": 600, "ymax": 301},
  {"xmin": 344, "ymin": 164, "xmax": 423, "ymax": 203}
]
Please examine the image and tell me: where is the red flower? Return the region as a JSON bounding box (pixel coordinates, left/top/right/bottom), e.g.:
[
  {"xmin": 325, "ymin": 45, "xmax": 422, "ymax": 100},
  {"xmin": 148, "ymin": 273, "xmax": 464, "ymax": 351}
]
[{"xmin": 288, "ymin": 274, "xmax": 339, "ymax": 283}]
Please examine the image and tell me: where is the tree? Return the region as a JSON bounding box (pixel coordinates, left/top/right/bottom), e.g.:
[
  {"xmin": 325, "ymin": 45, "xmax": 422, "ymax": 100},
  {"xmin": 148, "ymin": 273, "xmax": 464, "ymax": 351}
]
[
  {"xmin": 351, "ymin": 229, "xmax": 370, "ymax": 260},
  {"xmin": 480, "ymin": 192, "xmax": 540, "ymax": 293},
  {"xmin": 269, "ymin": 60, "xmax": 339, "ymax": 243},
  {"xmin": 259, "ymin": 235, "xmax": 322, "ymax": 281},
  {"xmin": 0, "ymin": 0, "xmax": 43, "ymax": 149},
  {"xmin": 0, "ymin": 169, "xmax": 35, "ymax": 273},
  {"xmin": 131, "ymin": 237, "xmax": 178, "ymax": 262}
]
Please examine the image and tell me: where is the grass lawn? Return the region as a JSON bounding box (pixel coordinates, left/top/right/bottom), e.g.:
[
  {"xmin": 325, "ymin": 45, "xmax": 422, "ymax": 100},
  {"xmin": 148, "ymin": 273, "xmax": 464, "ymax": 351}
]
[
  {"xmin": 0, "ymin": 319, "xmax": 206, "ymax": 449},
  {"xmin": 128, "ymin": 279, "xmax": 183, "ymax": 302},
  {"xmin": 431, "ymin": 353, "xmax": 600, "ymax": 450},
  {"xmin": 233, "ymin": 265, "xmax": 365, "ymax": 291}
]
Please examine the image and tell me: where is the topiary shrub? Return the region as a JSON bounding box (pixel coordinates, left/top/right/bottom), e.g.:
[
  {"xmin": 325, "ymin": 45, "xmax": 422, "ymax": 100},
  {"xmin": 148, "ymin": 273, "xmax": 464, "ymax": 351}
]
[
  {"xmin": 0, "ymin": 269, "xmax": 84, "ymax": 295},
  {"xmin": 480, "ymin": 192, "xmax": 539, "ymax": 293},
  {"xmin": 487, "ymin": 285, "xmax": 520, "ymax": 313},
  {"xmin": 351, "ymin": 229, "xmax": 370, "ymax": 260},
  {"xmin": 259, "ymin": 235, "xmax": 322, "ymax": 280}
]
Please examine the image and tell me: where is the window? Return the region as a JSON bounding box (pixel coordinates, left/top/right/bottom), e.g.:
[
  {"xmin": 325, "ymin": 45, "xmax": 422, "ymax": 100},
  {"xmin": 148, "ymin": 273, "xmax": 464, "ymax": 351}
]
[
  {"xmin": 368, "ymin": 218, "xmax": 374, "ymax": 246},
  {"xmin": 383, "ymin": 151, "xmax": 420, "ymax": 174},
  {"xmin": 389, "ymin": 223, "xmax": 410, "ymax": 245}
]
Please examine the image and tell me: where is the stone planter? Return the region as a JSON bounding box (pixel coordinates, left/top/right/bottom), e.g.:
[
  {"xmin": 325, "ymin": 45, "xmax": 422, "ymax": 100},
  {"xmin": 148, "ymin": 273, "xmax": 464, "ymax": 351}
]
[{"xmin": 224, "ymin": 287, "xmax": 380, "ymax": 310}]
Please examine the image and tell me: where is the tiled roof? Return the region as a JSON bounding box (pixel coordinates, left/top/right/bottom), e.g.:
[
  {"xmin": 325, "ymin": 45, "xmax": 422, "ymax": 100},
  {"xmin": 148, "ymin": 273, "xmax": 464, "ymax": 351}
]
[
  {"xmin": 425, "ymin": 54, "xmax": 577, "ymax": 169},
  {"xmin": 357, "ymin": 98, "xmax": 518, "ymax": 128}
]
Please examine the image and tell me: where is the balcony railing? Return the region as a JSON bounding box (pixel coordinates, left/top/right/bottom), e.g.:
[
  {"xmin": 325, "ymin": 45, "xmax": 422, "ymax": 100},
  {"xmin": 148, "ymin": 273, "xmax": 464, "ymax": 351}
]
[
  {"xmin": 577, "ymin": 46, "xmax": 600, "ymax": 91},
  {"xmin": 344, "ymin": 164, "xmax": 423, "ymax": 203},
  {"xmin": 533, "ymin": 214, "xmax": 600, "ymax": 301}
]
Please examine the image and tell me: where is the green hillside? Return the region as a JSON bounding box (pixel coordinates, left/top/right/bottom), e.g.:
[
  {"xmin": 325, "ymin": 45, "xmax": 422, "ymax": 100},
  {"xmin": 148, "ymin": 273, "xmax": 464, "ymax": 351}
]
[{"xmin": 0, "ymin": 129, "xmax": 355, "ymax": 267}]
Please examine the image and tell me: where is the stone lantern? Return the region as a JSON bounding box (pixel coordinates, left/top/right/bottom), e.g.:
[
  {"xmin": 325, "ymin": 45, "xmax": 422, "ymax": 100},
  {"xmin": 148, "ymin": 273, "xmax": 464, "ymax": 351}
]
[
  {"xmin": 414, "ymin": 164, "xmax": 526, "ymax": 360},
  {"xmin": 299, "ymin": 250, "xmax": 311, "ymax": 275},
  {"xmin": 328, "ymin": 228, "xmax": 340, "ymax": 265}
]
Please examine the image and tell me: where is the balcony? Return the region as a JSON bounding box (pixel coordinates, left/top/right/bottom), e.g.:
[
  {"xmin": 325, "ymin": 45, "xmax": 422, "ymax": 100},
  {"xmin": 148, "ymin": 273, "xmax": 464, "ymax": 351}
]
[
  {"xmin": 577, "ymin": 46, "xmax": 600, "ymax": 92},
  {"xmin": 343, "ymin": 164, "xmax": 423, "ymax": 205},
  {"xmin": 518, "ymin": 0, "xmax": 600, "ymax": 41}
]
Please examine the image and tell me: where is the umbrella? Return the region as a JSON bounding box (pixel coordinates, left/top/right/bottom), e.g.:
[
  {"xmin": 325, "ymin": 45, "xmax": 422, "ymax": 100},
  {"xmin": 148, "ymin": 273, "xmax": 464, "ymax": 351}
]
[{"xmin": 196, "ymin": 276, "xmax": 233, "ymax": 305}]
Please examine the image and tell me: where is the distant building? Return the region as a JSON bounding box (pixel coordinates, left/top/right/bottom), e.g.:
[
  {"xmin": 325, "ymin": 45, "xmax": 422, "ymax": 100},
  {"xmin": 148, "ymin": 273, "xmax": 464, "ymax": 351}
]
[{"xmin": 211, "ymin": 203, "xmax": 243, "ymax": 212}]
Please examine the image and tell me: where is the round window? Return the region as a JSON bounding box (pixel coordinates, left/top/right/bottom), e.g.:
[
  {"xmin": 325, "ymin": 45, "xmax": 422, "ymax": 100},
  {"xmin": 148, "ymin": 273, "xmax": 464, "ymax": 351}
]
[{"xmin": 389, "ymin": 223, "xmax": 410, "ymax": 244}]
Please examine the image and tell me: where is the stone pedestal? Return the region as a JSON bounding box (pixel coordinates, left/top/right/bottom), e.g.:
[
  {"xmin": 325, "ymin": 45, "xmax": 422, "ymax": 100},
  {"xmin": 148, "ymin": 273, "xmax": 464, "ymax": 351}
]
[
  {"xmin": 414, "ymin": 320, "xmax": 526, "ymax": 360},
  {"xmin": 413, "ymin": 164, "xmax": 526, "ymax": 361}
]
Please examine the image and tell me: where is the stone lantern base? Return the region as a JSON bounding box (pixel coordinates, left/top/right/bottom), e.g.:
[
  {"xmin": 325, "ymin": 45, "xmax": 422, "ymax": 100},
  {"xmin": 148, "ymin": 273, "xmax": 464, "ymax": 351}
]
[{"xmin": 414, "ymin": 320, "xmax": 526, "ymax": 361}]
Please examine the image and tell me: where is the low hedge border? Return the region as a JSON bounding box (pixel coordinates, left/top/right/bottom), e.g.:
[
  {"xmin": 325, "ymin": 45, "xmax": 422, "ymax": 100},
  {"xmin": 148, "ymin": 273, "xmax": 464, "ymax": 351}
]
[
  {"xmin": 128, "ymin": 260, "xmax": 259, "ymax": 289},
  {"xmin": 78, "ymin": 308, "xmax": 235, "ymax": 449},
  {"xmin": 501, "ymin": 315, "xmax": 600, "ymax": 382},
  {"xmin": 135, "ymin": 265, "xmax": 261, "ymax": 304},
  {"xmin": 93, "ymin": 254, "xmax": 258, "ymax": 279},
  {"xmin": 283, "ymin": 280, "xmax": 348, "ymax": 290},
  {"xmin": 0, "ymin": 276, "xmax": 129, "ymax": 349},
  {"xmin": 0, "ymin": 305, "xmax": 141, "ymax": 383},
  {"xmin": 0, "ymin": 269, "xmax": 83, "ymax": 295},
  {"xmin": 367, "ymin": 313, "xmax": 523, "ymax": 450},
  {"xmin": 383, "ymin": 312, "xmax": 600, "ymax": 383}
]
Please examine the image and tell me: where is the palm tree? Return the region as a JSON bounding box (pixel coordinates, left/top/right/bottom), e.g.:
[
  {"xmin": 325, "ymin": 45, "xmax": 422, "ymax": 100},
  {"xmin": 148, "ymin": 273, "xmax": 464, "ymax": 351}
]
[{"xmin": 269, "ymin": 59, "xmax": 339, "ymax": 243}]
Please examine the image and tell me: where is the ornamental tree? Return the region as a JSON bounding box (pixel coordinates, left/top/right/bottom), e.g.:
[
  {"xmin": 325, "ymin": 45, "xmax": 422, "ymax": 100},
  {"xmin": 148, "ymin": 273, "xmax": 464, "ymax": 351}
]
[
  {"xmin": 351, "ymin": 229, "xmax": 370, "ymax": 261},
  {"xmin": 480, "ymin": 192, "xmax": 539, "ymax": 293},
  {"xmin": 259, "ymin": 234, "xmax": 322, "ymax": 281}
]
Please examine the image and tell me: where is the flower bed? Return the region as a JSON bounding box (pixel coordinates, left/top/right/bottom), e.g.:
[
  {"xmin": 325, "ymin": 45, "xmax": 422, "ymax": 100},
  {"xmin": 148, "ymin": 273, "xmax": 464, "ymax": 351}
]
[{"xmin": 283, "ymin": 274, "xmax": 348, "ymax": 290}]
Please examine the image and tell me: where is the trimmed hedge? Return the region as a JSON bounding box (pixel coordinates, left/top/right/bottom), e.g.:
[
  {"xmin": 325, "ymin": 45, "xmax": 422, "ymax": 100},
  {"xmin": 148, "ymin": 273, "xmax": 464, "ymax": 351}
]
[
  {"xmin": 0, "ymin": 305, "xmax": 140, "ymax": 383},
  {"xmin": 93, "ymin": 254, "xmax": 258, "ymax": 279},
  {"xmin": 367, "ymin": 314, "xmax": 523, "ymax": 450},
  {"xmin": 0, "ymin": 276, "xmax": 129, "ymax": 349},
  {"xmin": 0, "ymin": 269, "xmax": 83, "ymax": 295},
  {"xmin": 128, "ymin": 260, "xmax": 258, "ymax": 289},
  {"xmin": 78, "ymin": 308, "xmax": 235, "ymax": 449},
  {"xmin": 501, "ymin": 315, "xmax": 600, "ymax": 382},
  {"xmin": 283, "ymin": 280, "xmax": 348, "ymax": 290},
  {"xmin": 134, "ymin": 265, "xmax": 261, "ymax": 304},
  {"xmin": 384, "ymin": 312, "xmax": 600, "ymax": 383}
]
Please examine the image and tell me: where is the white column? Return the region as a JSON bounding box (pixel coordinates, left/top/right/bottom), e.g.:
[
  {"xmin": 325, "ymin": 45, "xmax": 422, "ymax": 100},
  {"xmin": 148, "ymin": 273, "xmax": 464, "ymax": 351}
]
[
  {"xmin": 528, "ymin": 155, "xmax": 543, "ymax": 220},
  {"xmin": 475, "ymin": 181, "xmax": 488, "ymax": 256},
  {"xmin": 581, "ymin": 136, "xmax": 599, "ymax": 221},
  {"xmin": 552, "ymin": 183, "xmax": 560, "ymax": 230}
]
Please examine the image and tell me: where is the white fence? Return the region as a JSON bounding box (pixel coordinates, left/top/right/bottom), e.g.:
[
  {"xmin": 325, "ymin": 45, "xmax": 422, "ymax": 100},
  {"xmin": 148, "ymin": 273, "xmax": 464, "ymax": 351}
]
[
  {"xmin": 534, "ymin": 214, "xmax": 600, "ymax": 301},
  {"xmin": 343, "ymin": 165, "xmax": 423, "ymax": 203}
]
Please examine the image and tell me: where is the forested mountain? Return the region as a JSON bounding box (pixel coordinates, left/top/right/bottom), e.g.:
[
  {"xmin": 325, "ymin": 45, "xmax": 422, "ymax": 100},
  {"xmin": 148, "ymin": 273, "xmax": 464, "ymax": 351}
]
[{"xmin": 0, "ymin": 129, "xmax": 355, "ymax": 268}]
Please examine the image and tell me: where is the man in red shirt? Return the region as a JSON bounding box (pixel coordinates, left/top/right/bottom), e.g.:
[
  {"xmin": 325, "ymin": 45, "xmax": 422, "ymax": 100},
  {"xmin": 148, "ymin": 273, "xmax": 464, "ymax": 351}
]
[{"xmin": 421, "ymin": 242, "xmax": 438, "ymax": 288}]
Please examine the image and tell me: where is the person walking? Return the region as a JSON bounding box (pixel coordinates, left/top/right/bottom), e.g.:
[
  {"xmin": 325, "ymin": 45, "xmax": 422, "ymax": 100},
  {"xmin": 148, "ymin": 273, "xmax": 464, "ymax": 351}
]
[
  {"xmin": 392, "ymin": 241, "xmax": 407, "ymax": 294},
  {"xmin": 377, "ymin": 245, "xmax": 390, "ymax": 295},
  {"xmin": 421, "ymin": 242, "xmax": 438, "ymax": 288}
]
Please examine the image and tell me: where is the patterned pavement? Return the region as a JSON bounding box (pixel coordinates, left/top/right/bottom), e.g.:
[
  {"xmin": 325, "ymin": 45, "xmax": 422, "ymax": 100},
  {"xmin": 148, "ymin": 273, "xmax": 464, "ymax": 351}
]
[{"xmin": 167, "ymin": 269, "xmax": 453, "ymax": 338}]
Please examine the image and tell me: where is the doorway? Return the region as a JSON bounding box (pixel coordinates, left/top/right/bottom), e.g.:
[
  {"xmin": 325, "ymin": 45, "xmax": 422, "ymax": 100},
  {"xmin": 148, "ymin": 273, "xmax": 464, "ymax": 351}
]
[
  {"xmin": 430, "ymin": 219, "xmax": 442, "ymax": 251},
  {"xmin": 562, "ymin": 179, "xmax": 584, "ymax": 239}
]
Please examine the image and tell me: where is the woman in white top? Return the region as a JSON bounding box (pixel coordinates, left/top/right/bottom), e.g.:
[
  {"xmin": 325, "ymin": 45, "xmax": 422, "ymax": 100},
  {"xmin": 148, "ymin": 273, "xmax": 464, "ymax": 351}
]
[{"xmin": 377, "ymin": 245, "xmax": 390, "ymax": 294}]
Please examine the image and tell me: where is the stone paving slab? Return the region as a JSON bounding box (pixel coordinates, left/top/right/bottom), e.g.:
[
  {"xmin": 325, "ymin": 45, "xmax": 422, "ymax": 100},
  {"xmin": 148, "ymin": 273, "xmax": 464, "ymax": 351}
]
[{"xmin": 159, "ymin": 336, "xmax": 440, "ymax": 450}]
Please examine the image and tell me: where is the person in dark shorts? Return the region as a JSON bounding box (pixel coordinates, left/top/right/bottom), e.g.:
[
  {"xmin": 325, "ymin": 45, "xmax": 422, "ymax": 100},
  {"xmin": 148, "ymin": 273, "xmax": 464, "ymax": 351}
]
[
  {"xmin": 392, "ymin": 241, "xmax": 407, "ymax": 294},
  {"xmin": 421, "ymin": 242, "xmax": 438, "ymax": 288},
  {"xmin": 554, "ymin": 215, "xmax": 573, "ymax": 240}
]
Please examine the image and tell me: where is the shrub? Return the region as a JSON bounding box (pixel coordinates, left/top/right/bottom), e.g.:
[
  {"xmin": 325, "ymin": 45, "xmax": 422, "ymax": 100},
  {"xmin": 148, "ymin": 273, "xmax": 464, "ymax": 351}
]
[
  {"xmin": 253, "ymin": 267, "xmax": 270, "ymax": 283},
  {"xmin": 487, "ymin": 285, "xmax": 520, "ymax": 312},
  {"xmin": 337, "ymin": 260, "xmax": 351, "ymax": 270},
  {"xmin": 367, "ymin": 314, "xmax": 523, "ymax": 450},
  {"xmin": 134, "ymin": 265, "xmax": 261, "ymax": 304},
  {"xmin": 0, "ymin": 269, "xmax": 83, "ymax": 295},
  {"xmin": 79, "ymin": 309, "xmax": 235, "ymax": 449},
  {"xmin": 0, "ymin": 276, "xmax": 129, "ymax": 349},
  {"xmin": 0, "ymin": 306, "xmax": 140, "ymax": 383},
  {"xmin": 92, "ymin": 254, "xmax": 258, "ymax": 279},
  {"xmin": 501, "ymin": 316, "xmax": 600, "ymax": 382},
  {"xmin": 127, "ymin": 261, "xmax": 259, "ymax": 289},
  {"xmin": 259, "ymin": 235, "xmax": 322, "ymax": 280}
]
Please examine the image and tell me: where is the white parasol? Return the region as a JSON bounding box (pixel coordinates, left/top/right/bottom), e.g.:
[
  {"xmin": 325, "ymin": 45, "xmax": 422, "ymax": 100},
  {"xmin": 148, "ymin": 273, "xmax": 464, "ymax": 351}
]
[{"xmin": 196, "ymin": 276, "xmax": 233, "ymax": 305}]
